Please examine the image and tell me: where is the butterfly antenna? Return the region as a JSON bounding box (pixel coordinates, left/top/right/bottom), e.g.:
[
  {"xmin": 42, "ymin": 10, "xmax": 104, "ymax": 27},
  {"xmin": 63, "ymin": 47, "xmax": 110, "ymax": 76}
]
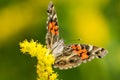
[
  {"xmin": 67, "ymin": 38, "xmax": 81, "ymax": 41},
  {"xmin": 71, "ymin": 38, "xmax": 82, "ymax": 43},
  {"xmin": 63, "ymin": 38, "xmax": 82, "ymax": 44}
]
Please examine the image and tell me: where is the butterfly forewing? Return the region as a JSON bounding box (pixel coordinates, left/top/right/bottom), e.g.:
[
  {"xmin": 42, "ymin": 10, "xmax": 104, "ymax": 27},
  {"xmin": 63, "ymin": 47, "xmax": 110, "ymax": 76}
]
[{"xmin": 46, "ymin": 1, "xmax": 59, "ymax": 49}]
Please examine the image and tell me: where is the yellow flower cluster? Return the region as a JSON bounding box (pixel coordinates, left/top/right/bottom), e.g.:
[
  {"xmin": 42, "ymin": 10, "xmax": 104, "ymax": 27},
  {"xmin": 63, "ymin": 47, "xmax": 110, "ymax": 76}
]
[{"xmin": 19, "ymin": 39, "xmax": 59, "ymax": 80}]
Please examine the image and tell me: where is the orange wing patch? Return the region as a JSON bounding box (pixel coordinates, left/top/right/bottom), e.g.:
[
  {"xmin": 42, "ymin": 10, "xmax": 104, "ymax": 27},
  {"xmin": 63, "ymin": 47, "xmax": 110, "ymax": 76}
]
[
  {"xmin": 71, "ymin": 45, "xmax": 89, "ymax": 59},
  {"xmin": 48, "ymin": 22, "xmax": 59, "ymax": 35}
]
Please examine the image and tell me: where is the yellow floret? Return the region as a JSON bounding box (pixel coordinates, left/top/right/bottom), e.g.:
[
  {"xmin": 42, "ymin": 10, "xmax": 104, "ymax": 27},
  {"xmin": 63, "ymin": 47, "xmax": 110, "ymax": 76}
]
[{"xmin": 19, "ymin": 39, "xmax": 59, "ymax": 80}]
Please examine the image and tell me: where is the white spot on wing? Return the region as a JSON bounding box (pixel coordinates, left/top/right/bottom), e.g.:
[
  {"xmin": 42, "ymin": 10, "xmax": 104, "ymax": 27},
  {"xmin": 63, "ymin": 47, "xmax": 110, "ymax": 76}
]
[
  {"xmin": 88, "ymin": 45, "xmax": 93, "ymax": 51},
  {"xmin": 53, "ymin": 14, "xmax": 57, "ymax": 20}
]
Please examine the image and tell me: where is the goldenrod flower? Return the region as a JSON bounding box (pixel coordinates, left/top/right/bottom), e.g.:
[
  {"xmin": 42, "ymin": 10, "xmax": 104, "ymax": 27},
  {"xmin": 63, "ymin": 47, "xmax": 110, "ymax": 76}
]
[{"xmin": 19, "ymin": 39, "xmax": 59, "ymax": 80}]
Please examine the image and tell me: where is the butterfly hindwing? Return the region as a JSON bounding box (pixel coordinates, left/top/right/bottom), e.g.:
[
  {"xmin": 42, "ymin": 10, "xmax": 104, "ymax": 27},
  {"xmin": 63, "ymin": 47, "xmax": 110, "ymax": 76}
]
[
  {"xmin": 46, "ymin": 2, "xmax": 59, "ymax": 49},
  {"xmin": 54, "ymin": 44, "xmax": 108, "ymax": 70}
]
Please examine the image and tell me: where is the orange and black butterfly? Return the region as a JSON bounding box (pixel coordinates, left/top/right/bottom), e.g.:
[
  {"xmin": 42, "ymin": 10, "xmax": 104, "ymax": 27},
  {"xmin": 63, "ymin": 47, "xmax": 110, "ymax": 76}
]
[{"xmin": 46, "ymin": 2, "xmax": 108, "ymax": 70}]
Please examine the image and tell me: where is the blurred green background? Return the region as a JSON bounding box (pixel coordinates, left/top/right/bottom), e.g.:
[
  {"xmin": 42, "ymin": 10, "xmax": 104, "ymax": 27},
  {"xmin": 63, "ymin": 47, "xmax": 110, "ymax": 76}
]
[{"xmin": 0, "ymin": 0, "xmax": 120, "ymax": 80}]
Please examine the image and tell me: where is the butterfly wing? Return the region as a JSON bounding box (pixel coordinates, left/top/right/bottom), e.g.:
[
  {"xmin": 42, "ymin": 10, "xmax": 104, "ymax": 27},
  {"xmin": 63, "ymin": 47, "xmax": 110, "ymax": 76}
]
[
  {"xmin": 46, "ymin": 2, "xmax": 59, "ymax": 49},
  {"xmin": 45, "ymin": 2, "xmax": 108, "ymax": 70},
  {"xmin": 54, "ymin": 44, "xmax": 108, "ymax": 70}
]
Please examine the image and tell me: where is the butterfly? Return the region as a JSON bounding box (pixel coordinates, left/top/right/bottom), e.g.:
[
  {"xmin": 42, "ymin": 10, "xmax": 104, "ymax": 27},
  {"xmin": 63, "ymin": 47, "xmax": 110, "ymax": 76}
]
[{"xmin": 46, "ymin": 1, "xmax": 108, "ymax": 70}]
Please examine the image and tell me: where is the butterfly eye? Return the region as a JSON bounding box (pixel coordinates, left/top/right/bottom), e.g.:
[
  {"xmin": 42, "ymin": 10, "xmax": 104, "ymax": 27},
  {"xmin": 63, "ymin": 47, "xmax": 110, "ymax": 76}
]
[{"xmin": 57, "ymin": 60, "xmax": 66, "ymax": 65}]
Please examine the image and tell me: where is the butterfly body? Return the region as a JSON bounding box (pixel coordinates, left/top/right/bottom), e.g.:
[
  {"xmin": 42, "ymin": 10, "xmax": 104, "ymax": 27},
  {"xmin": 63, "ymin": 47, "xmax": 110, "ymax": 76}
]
[{"xmin": 46, "ymin": 1, "xmax": 108, "ymax": 70}]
